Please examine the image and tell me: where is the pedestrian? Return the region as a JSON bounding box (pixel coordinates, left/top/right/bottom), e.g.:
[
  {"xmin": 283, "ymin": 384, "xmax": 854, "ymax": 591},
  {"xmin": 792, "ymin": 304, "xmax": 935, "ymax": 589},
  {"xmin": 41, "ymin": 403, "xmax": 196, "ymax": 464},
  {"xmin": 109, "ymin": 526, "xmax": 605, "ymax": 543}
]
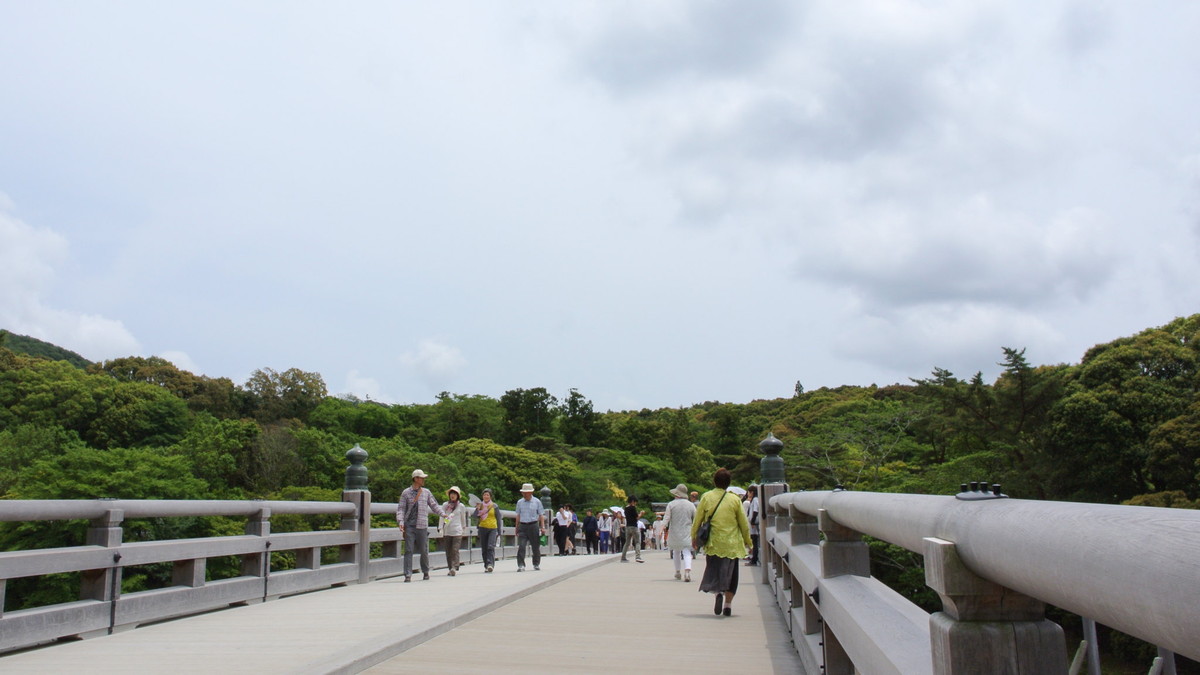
[
  {"xmin": 598, "ymin": 511, "xmax": 611, "ymax": 553},
  {"xmin": 744, "ymin": 485, "xmax": 760, "ymax": 567},
  {"xmin": 664, "ymin": 484, "xmax": 696, "ymax": 582},
  {"xmin": 621, "ymin": 495, "xmax": 645, "ymax": 563},
  {"xmin": 566, "ymin": 504, "xmax": 578, "ymax": 555},
  {"xmin": 583, "ymin": 509, "xmax": 599, "ymax": 554},
  {"xmin": 474, "ymin": 488, "xmax": 499, "ymax": 573},
  {"xmin": 652, "ymin": 513, "xmax": 665, "ymax": 550},
  {"xmin": 611, "ymin": 509, "xmax": 625, "ymax": 553},
  {"xmin": 692, "ymin": 468, "xmax": 752, "ymax": 616},
  {"xmin": 395, "ymin": 469, "xmax": 447, "ymax": 582},
  {"xmin": 554, "ymin": 504, "xmax": 571, "ymax": 555},
  {"xmin": 514, "ymin": 483, "xmax": 545, "ymax": 572},
  {"xmin": 438, "ymin": 486, "xmax": 469, "ymax": 576}
]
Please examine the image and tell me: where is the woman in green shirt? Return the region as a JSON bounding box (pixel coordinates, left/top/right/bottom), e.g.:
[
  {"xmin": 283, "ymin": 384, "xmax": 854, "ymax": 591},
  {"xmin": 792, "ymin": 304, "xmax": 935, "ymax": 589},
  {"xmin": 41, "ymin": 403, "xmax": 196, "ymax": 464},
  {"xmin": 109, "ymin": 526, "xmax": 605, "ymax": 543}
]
[{"xmin": 691, "ymin": 468, "xmax": 752, "ymax": 617}]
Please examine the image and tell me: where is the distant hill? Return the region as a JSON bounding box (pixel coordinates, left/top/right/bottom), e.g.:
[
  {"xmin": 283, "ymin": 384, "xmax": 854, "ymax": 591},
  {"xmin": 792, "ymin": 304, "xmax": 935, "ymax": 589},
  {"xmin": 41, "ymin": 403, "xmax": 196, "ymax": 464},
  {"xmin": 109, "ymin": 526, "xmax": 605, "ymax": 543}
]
[{"xmin": 0, "ymin": 330, "xmax": 92, "ymax": 368}]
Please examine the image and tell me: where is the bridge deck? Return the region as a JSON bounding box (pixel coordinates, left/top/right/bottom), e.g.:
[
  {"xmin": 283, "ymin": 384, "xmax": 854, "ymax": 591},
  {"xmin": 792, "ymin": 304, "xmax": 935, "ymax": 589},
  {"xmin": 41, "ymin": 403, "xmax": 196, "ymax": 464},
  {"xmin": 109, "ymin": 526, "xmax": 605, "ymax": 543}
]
[{"xmin": 1, "ymin": 550, "xmax": 804, "ymax": 674}]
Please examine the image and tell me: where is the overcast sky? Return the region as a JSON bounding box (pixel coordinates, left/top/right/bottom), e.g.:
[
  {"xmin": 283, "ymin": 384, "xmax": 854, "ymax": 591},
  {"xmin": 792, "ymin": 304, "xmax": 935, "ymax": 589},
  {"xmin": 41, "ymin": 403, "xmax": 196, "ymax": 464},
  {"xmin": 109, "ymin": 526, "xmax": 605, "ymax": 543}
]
[{"xmin": 2, "ymin": 2, "xmax": 1198, "ymax": 412}]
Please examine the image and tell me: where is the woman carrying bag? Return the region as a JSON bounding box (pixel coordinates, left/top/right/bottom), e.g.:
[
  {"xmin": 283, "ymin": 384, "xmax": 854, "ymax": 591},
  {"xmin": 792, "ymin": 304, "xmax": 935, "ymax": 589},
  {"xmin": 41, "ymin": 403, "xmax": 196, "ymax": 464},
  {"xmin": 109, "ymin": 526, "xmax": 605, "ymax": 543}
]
[
  {"xmin": 691, "ymin": 468, "xmax": 752, "ymax": 617},
  {"xmin": 439, "ymin": 487, "xmax": 469, "ymax": 576}
]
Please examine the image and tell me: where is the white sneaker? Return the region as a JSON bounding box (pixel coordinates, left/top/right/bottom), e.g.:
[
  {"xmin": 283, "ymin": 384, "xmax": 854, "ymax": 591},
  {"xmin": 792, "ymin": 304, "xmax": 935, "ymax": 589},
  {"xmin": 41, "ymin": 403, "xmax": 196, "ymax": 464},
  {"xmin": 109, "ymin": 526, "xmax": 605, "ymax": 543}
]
[
  {"xmin": 684, "ymin": 570, "xmax": 691, "ymax": 582},
  {"xmin": 674, "ymin": 571, "xmax": 681, "ymax": 580}
]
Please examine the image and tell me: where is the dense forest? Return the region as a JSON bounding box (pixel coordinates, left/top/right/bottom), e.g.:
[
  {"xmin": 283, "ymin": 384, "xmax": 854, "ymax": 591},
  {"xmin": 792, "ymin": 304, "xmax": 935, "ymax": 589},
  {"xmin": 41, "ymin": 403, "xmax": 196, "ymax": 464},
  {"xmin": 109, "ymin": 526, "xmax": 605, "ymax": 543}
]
[
  {"xmin": 2, "ymin": 317, "xmax": 1198, "ymax": 666},
  {"xmin": 4, "ymin": 317, "xmax": 1197, "ymax": 510}
]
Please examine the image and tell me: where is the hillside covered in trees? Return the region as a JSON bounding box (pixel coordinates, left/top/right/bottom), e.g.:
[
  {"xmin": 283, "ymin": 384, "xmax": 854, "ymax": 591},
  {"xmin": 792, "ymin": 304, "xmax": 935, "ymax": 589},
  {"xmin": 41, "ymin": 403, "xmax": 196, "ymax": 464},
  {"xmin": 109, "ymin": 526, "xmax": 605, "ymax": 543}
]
[{"xmin": 3, "ymin": 316, "xmax": 1198, "ymax": 512}]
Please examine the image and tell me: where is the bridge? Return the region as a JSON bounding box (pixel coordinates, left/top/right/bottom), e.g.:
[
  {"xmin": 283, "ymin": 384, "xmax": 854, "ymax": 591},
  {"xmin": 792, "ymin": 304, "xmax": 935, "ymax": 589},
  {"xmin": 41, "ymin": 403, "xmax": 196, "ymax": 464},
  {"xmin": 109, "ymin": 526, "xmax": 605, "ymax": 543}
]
[{"xmin": 2, "ymin": 483, "xmax": 1199, "ymax": 673}]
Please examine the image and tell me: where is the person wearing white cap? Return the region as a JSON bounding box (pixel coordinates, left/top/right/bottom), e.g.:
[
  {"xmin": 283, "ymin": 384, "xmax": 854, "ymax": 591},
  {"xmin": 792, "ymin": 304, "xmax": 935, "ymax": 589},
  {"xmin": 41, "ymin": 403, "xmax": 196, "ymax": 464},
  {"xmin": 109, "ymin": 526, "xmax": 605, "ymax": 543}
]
[
  {"xmin": 514, "ymin": 483, "xmax": 545, "ymax": 571},
  {"xmin": 396, "ymin": 469, "xmax": 447, "ymax": 582},
  {"xmin": 439, "ymin": 486, "xmax": 469, "ymax": 576}
]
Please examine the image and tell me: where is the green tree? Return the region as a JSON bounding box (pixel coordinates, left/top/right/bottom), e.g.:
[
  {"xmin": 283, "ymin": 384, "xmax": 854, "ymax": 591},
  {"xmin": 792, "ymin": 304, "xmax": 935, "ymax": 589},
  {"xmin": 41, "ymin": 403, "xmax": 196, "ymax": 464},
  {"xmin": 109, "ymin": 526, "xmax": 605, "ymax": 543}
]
[
  {"xmin": 244, "ymin": 367, "xmax": 328, "ymax": 423},
  {"xmin": 498, "ymin": 387, "xmax": 558, "ymax": 444},
  {"xmin": 558, "ymin": 389, "xmax": 601, "ymax": 446},
  {"xmin": 430, "ymin": 392, "xmax": 503, "ymax": 446},
  {"xmin": 1045, "ymin": 322, "xmax": 1198, "ymax": 502},
  {"xmin": 165, "ymin": 414, "xmax": 260, "ymax": 496},
  {"xmin": 86, "ymin": 380, "xmax": 191, "ymax": 449},
  {"xmin": 1145, "ymin": 402, "xmax": 1200, "ymax": 497}
]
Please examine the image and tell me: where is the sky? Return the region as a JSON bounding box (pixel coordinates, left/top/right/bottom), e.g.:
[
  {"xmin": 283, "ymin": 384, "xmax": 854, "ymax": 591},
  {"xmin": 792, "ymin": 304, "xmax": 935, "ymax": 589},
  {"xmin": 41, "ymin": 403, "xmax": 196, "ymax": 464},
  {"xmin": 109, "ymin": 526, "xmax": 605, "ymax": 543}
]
[{"xmin": 2, "ymin": 2, "xmax": 1199, "ymax": 412}]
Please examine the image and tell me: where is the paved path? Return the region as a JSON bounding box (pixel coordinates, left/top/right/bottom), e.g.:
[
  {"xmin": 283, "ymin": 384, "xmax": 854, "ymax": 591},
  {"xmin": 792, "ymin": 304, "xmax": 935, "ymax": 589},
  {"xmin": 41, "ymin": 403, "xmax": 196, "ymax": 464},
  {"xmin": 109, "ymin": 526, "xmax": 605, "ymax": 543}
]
[
  {"xmin": 366, "ymin": 550, "xmax": 804, "ymax": 674},
  {"xmin": 0, "ymin": 550, "xmax": 804, "ymax": 674}
]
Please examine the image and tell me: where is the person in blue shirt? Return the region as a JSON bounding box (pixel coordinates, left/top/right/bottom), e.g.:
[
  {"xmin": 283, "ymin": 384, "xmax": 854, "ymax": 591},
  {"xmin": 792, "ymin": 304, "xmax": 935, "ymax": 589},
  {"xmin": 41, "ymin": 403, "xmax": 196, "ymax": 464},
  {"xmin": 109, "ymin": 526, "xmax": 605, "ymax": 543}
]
[{"xmin": 514, "ymin": 483, "xmax": 545, "ymax": 571}]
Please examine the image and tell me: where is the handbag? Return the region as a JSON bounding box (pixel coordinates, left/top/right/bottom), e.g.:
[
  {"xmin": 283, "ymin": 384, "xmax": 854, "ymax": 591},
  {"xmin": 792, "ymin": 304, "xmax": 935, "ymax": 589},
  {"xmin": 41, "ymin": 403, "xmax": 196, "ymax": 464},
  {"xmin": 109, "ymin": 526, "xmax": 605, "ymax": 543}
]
[{"xmin": 695, "ymin": 491, "xmax": 729, "ymax": 546}]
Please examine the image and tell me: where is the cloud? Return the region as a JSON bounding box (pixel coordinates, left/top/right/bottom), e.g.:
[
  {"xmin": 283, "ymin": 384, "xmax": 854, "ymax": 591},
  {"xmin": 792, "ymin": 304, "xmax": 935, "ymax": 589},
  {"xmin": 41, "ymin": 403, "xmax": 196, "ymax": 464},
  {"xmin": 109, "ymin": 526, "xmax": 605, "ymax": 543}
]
[
  {"xmin": 158, "ymin": 350, "xmax": 201, "ymax": 375},
  {"xmin": 796, "ymin": 198, "xmax": 1119, "ymax": 310},
  {"xmin": 833, "ymin": 302, "xmax": 1067, "ymax": 380},
  {"xmin": 342, "ymin": 369, "xmax": 391, "ymax": 404},
  {"xmin": 400, "ymin": 339, "xmax": 467, "ymax": 392},
  {"xmin": 569, "ymin": 0, "xmax": 796, "ymax": 92},
  {"xmin": 0, "ymin": 201, "xmax": 141, "ymax": 361}
]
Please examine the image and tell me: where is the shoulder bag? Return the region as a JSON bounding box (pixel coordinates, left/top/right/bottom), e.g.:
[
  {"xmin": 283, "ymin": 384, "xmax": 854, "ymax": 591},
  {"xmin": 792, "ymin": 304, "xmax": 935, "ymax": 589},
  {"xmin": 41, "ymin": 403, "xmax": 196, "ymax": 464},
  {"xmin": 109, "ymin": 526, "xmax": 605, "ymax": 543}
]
[{"xmin": 695, "ymin": 490, "xmax": 729, "ymax": 546}]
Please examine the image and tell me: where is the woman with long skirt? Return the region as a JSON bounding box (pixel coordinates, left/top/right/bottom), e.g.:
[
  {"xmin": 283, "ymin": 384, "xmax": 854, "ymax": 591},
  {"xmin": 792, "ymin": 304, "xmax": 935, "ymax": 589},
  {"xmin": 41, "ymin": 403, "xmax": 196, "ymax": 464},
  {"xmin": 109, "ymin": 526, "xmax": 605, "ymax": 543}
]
[{"xmin": 691, "ymin": 468, "xmax": 752, "ymax": 616}]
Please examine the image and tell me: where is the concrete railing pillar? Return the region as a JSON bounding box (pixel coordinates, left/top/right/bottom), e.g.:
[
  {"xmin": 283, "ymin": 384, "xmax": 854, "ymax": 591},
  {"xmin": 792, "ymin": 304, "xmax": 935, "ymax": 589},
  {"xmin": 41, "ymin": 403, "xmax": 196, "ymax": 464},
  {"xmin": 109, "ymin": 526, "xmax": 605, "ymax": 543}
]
[
  {"xmin": 759, "ymin": 482, "xmax": 786, "ymax": 584},
  {"xmin": 342, "ymin": 489, "xmax": 371, "ymax": 583},
  {"xmin": 770, "ymin": 501, "xmax": 791, "ymax": 586},
  {"xmin": 924, "ymin": 537, "xmax": 1067, "ymax": 675},
  {"xmin": 818, "ymin": 508, "xmax": 868, "ymax": 675},
  {"xmin": 818, "ymin": 508, "xmax": 869, "ymax": 577},
  {"xmin": 242, "ymin": 507, "xmax": 271, "ymax": 580},
  {"xmin": 81, "ymin": 508, "xmax": 124, "ymax": 604},
  {"xmin": 790, "ymin": 504, "xmax": 819, "ymax": 546}
]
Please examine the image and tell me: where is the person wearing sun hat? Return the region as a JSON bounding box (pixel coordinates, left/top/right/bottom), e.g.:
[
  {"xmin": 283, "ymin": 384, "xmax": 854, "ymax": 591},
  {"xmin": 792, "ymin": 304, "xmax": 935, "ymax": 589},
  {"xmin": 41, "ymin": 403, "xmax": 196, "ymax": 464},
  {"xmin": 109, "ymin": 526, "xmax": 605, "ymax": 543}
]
[
  {"xmin": 396, "ymin": 469, "xmax": 447, "ymax": 582},
  {"xmin": 664, "ymin": 483, "xmax": 697, "ymax": 581},
  {"xmin": 439, "ymin": 486, "xmax": 469, "ymax": 576},
  {"xmin": 514, "ymin": 483, "xmax": 545, "ymax": 571}
]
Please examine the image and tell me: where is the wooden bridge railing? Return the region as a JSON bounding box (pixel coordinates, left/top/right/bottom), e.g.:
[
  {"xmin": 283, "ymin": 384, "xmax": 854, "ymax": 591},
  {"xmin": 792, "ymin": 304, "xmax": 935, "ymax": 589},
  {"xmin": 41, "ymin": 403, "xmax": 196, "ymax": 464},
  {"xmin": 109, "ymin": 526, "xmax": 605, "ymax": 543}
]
[
  {"xmin": 764, "ymin": 489, "xmax": 1200, "ymax": 675},
  {"xmin": 0, "ymin": 491, "xmax": 521, "ymax": 654}
]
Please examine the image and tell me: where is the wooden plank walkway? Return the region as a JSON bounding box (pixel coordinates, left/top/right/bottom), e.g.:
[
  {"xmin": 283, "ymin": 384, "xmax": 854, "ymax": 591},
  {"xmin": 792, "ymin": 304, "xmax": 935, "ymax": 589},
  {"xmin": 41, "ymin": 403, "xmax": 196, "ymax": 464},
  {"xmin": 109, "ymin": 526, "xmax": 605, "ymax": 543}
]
[
  {"xmin": 366, "ymin": 549, "xmax": 805, "ymax": 674},
  {"xmin": 0, "ymin": 549, "xmax": 805, "ymax": 674}
]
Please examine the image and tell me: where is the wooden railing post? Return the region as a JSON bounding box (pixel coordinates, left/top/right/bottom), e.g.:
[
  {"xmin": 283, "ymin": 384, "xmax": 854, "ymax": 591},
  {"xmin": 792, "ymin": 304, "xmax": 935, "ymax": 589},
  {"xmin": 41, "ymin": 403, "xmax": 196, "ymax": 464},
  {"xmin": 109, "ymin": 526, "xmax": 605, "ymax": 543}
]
[
  {"xmin": 819, "ymin": 508, "xmax": 869, "ymax": 675},
  {"xmin": 81, "ymin": 508, "xmax": 124, "ymax": 603},
  {"xmin": 790, "ymin": 505, "xmax": 821, "ymax": 637},
  {"xmin": 759, "ymin": 482, "xmax": 787, "ymax": 584},
  {"xmin": 242, "ymin": 506, "xmax": 271, "ymax": 602},
  {"xmin": 924, "ymin": 537, "xmax": 1067, "ymax": 674},
  {"xmin": 341, "ymin": 489, "xmax": 371, "ymax": 584},
  {"xmin": 80, "ymin": 507, "xmax": 124, "ymax": 637}
]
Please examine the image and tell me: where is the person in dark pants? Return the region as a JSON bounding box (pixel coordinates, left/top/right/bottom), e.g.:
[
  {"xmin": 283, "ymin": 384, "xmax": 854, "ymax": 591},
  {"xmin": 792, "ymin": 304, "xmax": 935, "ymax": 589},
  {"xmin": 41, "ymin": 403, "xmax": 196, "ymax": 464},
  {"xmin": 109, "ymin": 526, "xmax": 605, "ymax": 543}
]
[
  {"xmin": 395, "ymin": 469, "xmax": 446, "ymax": 582},
  {"xmin": 554, "ymin": 505, "xmax": 571, "ymax": 555},
  {"xmin": 582, "ymin": 509, "xmax": 599, "ymax": 554},
  {"xmin": 745, "ymin": 485, "xmax": 760, "ymax": 566},
  {"xmin": 514, "ymin": 483, "xmax": 545, "ymax": 571},
  {"xmin": 621, "ymin": 495, "xmax": 645, "ymax": 563}
]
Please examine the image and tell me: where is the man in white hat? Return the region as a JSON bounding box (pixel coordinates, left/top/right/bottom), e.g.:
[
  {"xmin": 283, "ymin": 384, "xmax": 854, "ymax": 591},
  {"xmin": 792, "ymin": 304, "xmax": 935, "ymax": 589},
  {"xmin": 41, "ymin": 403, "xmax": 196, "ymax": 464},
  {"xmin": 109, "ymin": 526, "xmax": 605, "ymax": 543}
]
[
  {"xmin": 514, "ymin": 483, "xmax": 545, "ymax": 571},
  {"xmin": 396, "ymin": 469, "xmax": 447, "ymax": 582}
]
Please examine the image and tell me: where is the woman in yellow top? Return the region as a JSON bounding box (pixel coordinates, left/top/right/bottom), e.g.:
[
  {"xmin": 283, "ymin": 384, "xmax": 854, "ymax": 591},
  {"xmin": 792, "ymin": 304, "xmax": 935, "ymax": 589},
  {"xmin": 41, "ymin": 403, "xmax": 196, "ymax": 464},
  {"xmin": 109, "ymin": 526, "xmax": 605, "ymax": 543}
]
[
  {"xmin": 474, "ymin": 488, "xmax": 500, "ymax": 573},
  {"xmin": 691, "ymin": 468, "xmax": 752, "ymax": 617}
]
